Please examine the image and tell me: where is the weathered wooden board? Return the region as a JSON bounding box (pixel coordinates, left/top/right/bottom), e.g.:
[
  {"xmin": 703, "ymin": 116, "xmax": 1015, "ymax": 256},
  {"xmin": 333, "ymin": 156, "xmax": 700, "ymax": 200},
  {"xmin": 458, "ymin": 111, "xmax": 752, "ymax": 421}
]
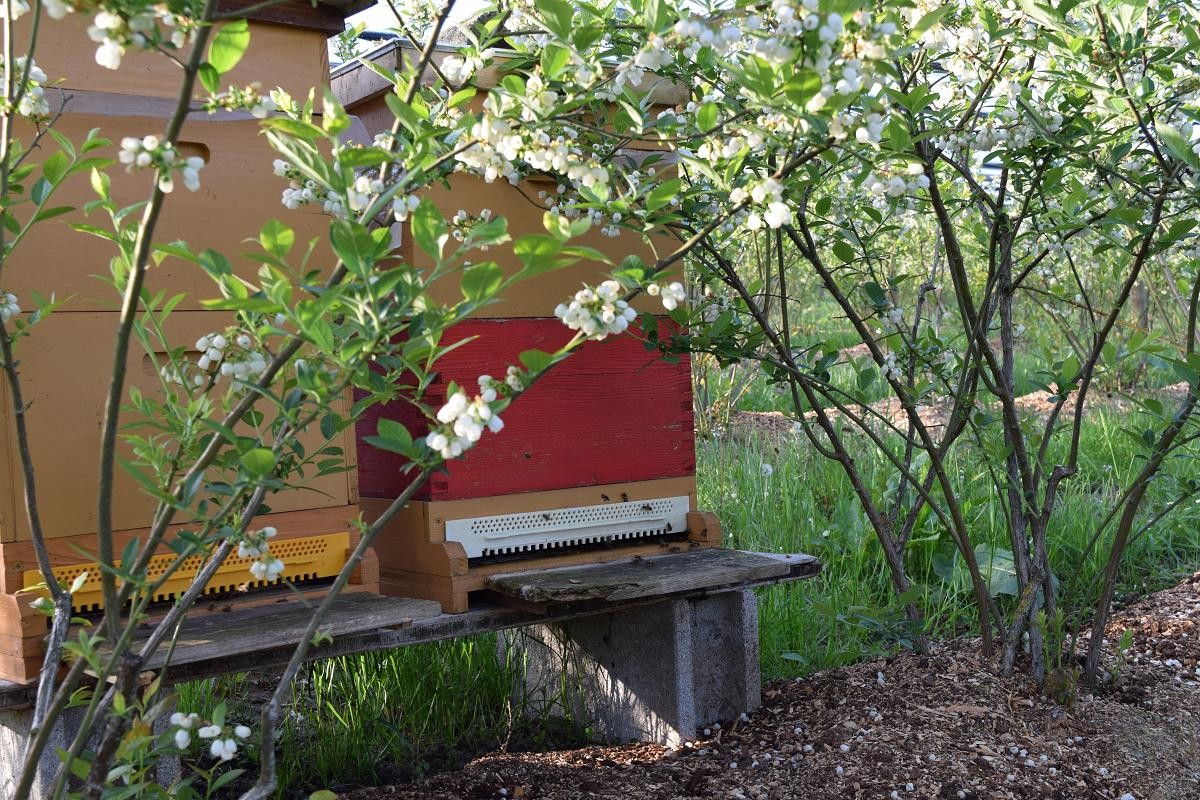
[
  {"xmin": 486, "ymin": 549, "xmax": 821, "ymax": 606},
  {"xmin": 357, "ymin": 318, "xmax": 695, "ymax": 501},
  {"xmin": 0, "ymin": 548, "xmax": 820, "ymax": 706},
  {"xmin": 136, "ymin": 593, "xmax": 441, "ymax": 671}
]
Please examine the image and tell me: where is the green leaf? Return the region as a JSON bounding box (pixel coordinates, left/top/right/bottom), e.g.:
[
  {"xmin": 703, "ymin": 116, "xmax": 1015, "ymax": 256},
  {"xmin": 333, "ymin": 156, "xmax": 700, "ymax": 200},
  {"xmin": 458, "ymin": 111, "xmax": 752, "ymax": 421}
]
[
  {"xmin": 259, "ymin": 220, "xmax": 294, "ymax": 258},
  {"xmin": 832, "ymin": 240, "xmax": 858, "ymax": 264},
  {"xmin": 198, "ymin": 63, "xmax": 221, "ymax": 95},
  {"xmin": 535, "ymin": 0, "xmax": 573, "ymax": 38},
  {"xmin": 90, "ymin": 167, "xmax": 110, "ymax": 201},
  {"xmin": 645, "ymin": 178, "xmax": 681, "ymax": 213},
  {"xmin": 912, "ymin": 6, "xmax": 953, "ymax": 38},
  {"xmin": 209, "ymin": 19, "xmax": 251, "ymax": 74},
  {"xmin": 410, "ymin": 199, "xmax": 447, "ymax": 260},
  {"xmin": 541, "ymin": 43, "xmax": 571, "ymax": 80},
  {"xmin": 210, "ymin": 769, "xmax": 246, "ymax": 793},
  {"xmin": 696, "ymin": 102, "xmax": 717, "ymax": 131},
  {"xmin": 42, "ymin": 151, "xmax": 69, "ymax": 185},
  {"xmin": 513, "ymin": 234, "xmax": 562, "ymax": 276},
  {"xmin": 329, "ymin": 219, "xmax": 379, "ymax": 275},
  {"xmin": 460, "ymin": 261, "xmax": 504, "ymax": 303},
  {"xmin": 519, "ymin": 349, "xmax": 555, "ymax": 374},
  {"xmin": 363, "ymin": 419, "xmax": 414, "ymax": 455},
  {"xmin": 310, "ymin": 792, "xmax": 339, "ymax": 800},
  {"xmin": 1156, "ymin": 124, "xmax": 1200, "ymax": 170},
  {"xmin": 242, "ymin": 448, "xmax": 276, "ymax": 478},
  {"xmin": 33, "ymin": 206, "xmax": 74, "ymax": 223}
]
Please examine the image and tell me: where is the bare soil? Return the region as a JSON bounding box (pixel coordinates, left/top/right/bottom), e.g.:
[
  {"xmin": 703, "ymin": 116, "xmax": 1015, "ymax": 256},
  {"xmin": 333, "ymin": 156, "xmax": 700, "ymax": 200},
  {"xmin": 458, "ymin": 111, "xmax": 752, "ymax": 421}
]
[
  {"xmin": 729, "ymin": 382, "xmax": 1192, "ymax": 443},
  {"xmin": 342, "ymin": 574, "xmax": 1200, "ymax": 800}
]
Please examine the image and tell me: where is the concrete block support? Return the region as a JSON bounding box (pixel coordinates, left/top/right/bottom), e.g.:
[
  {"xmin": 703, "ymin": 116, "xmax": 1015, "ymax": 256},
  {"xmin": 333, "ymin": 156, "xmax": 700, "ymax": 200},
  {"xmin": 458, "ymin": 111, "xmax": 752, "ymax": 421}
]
[
  {"xmin": 504, "ymin": 589, "xmax": 760, "ymax": 746},
  {"xmin": 0, "ymin": 705, "xmax": 84, "ymax": 800},
  {"xmin": 1, "ymin": 703, "xmax": 178, "ymax": 800}
]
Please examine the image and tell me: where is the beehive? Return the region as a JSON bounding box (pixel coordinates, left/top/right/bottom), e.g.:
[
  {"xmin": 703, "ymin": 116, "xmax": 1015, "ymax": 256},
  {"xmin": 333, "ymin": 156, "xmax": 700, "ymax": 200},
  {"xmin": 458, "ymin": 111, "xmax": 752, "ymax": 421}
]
[
  {"xmin": 335, "ymin": 42, "xmax": 716, "ymax": 613},
  {"xmin": 0, "ymin": 0, "xmax": 372, "ymax": 682}
]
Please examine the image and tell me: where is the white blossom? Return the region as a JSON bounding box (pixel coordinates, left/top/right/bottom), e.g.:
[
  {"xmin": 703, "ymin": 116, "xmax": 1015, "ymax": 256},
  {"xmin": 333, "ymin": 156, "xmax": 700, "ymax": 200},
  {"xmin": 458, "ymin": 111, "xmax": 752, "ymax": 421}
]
[
  {"xmin": 554, "ymin": 280, "xmax": 637, "ymax": 340},
  {"xmin": 0, "ymin": 292, "xmax": 19, "ymax": 324}
]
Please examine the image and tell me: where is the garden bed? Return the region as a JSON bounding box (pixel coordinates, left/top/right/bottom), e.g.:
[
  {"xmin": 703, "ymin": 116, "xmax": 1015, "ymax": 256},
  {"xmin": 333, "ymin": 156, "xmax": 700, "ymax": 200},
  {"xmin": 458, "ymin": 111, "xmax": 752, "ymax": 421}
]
[{"xmin": 341, "ymin": 571, "xmax": 1200, "ymax": 800}]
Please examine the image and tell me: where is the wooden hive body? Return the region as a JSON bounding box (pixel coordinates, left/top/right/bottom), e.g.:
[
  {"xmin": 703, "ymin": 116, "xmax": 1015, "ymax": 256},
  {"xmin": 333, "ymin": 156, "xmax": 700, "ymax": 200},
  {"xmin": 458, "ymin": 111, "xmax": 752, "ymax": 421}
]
[
  {"xmin": 336, "ymin": 45, "xmax": 717, "ymax": 614},
  {"xmin": 0, "ymin": 0, "xmax": 372, "ymax": 682}
]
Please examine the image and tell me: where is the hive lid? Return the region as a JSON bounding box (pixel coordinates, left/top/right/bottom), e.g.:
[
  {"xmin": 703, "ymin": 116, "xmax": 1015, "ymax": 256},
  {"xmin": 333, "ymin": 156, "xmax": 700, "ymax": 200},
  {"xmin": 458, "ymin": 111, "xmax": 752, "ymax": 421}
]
[{"xmin": 219, "ymin": 0, "xmax": 376, "ymax": 35}]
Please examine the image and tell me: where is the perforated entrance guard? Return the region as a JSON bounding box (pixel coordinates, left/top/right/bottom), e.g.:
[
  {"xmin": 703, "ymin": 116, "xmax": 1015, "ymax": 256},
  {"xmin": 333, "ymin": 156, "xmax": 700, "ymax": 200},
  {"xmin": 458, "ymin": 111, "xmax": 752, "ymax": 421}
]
[
  {"xmin": 445, "ymin": 496, "xmax": 691, "ymax": 558},
  {"xmin": 23, "ymin": 531, "xmax": 351, "ymax": 613}
]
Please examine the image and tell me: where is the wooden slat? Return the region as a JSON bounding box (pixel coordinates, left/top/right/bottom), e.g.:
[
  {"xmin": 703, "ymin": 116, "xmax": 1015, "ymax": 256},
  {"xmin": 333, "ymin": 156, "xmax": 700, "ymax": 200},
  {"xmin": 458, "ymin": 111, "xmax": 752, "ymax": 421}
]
[
  {"xmin": 486, "ymin": 549, "xmax": 820, "ymax": 606},
  {"xmin": 138, "ymin": 593, "xmax": 441, "ymax": 671}
]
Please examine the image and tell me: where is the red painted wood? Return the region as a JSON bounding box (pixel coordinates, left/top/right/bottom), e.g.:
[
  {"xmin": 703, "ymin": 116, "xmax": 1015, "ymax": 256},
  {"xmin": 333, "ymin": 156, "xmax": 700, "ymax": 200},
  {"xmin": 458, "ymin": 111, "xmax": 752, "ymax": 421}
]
[{"xmin": 356, "ymin": 318, "xmax": 695, "ymax": 501}]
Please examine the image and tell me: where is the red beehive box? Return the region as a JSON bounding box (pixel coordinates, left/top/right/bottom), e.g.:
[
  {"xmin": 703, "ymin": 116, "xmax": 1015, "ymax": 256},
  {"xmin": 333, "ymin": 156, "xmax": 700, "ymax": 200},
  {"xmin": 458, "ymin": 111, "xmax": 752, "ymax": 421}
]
[{"xmin": 356, "ymin": 318, "xmax": 695, "ymax": 502}]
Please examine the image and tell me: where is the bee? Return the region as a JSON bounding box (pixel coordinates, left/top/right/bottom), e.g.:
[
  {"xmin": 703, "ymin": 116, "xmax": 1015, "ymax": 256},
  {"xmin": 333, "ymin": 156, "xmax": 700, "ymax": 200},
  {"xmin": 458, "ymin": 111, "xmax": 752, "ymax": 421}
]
[
  {"xmin": 600, "ymin": 493, "xmax": 610, "ymax": 501},
  {"xmin": 620, "ymin": 492, "xmax": 629, "ymax": 502},
  {"xmin": 641, "ymin": 504, "xmax": 653, "ymax": 512},
  {"xmin": 541, "ymin": 513, "xmax": 552, "ymax": 521}
]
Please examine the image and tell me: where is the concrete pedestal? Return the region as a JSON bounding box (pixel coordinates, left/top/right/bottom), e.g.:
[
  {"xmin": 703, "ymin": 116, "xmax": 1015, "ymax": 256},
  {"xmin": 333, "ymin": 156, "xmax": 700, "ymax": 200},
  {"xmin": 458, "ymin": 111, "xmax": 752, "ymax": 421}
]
[
  {"xmin": 503, "ymin": 589, "xmax": 760, "ymax": 746},
  {"xmin": 0, "ymin": 705, "xmax": 82, "ymax": 800},
  {"xmin": 0, "ymin": 704, "xmax": 177, "ymax": 800}
]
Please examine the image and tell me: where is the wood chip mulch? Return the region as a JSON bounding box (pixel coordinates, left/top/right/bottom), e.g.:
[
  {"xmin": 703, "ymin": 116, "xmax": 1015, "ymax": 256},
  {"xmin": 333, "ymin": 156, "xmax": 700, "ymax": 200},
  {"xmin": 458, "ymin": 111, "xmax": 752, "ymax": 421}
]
[{"xmin": 342, "ymin": 573, "xmax": 1200, "ymax": 800}]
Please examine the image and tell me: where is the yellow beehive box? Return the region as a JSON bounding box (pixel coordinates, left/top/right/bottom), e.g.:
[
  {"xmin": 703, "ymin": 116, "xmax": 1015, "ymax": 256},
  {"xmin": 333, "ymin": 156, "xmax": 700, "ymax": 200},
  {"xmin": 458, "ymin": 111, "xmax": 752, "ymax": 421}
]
[{"xmin": 18, "ymin": 2, "xmax": 357, "ymax": 102}]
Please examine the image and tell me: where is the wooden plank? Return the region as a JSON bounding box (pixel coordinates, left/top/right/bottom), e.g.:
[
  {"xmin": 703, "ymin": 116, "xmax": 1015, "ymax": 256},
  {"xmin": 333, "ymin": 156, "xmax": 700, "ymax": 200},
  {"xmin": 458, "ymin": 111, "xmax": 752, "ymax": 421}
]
[
  {"xmin": 486, "ymin": 549, "xmax": 820, "ymax": 605},
  {"xmin": 357, "ymin": 318, "xmax": 694, "ymax": 501},
  {"xmin": 137, "ymin": 593, "xmax": 441, "ymax": 671},
  {"xmin": 0, "ymin": 548, "xmax": 820, "ymax": 705}
]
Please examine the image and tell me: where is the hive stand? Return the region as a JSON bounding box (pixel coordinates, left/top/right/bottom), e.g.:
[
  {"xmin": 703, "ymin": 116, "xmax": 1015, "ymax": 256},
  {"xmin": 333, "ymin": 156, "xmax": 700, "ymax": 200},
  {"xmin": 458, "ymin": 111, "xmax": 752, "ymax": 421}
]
[{"xmin": 0, "ymin": 548, "xmax": 819, "ymax": 799}]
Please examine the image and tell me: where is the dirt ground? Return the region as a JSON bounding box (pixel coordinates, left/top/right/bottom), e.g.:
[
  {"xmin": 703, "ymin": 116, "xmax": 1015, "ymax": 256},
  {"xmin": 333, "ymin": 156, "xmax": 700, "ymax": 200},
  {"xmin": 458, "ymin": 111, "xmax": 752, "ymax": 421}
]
[
  {"xmin": 342, "ymin": 574, "xmax": 1200, "ymax": 800},
  {"xmin": 729, "ymin": 382, "xmax": 1192, "ymax": 443}
]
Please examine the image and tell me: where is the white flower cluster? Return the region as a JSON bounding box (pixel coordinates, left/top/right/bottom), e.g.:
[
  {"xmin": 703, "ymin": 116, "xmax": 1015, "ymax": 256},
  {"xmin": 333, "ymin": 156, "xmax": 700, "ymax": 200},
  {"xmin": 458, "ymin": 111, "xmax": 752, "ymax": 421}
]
[
  {"xmin": 503, "ymin": 365, "xmax": 525, "ymax": 392},
  {"xmin": 880, "ymin": 303, "xmax": 903, "ymax": 331},
  {"xmin": 205, "ymin": 83, "xmax": 277, "ymax": 118},
  {"xmin": 198, "ymin": 721, "xmax": 252, "ymax": 761},
  {"xmin": 169, "ymin": 712, "xmax": 199, "ymax": 749},
  {"xmin": 239, "ymin": 526, "xmax": 285, "ymax": 581},
  {"xmin": 882, "ymin": 352, "xmax": 901, "ymax": 380},
  {"xmin": 347, "ymin": 174, "xmax": 385, "ymax": 214},
  {"xmin": 0, "ymin": 292, "xmax": 19, "ymax": 324},
  {"xmin": 730, "ymin": 177, "xmax": 792, "ymax": 230},
  {"xmin": 160, "ymin": 330, "xmax": 267, "ymax": 388},
  {"xmin": 646, "ymin": 281, "xmax": 687, "ymax": 311},
  {"xmin": 119, "ymin": 135, "xmax": 205, "ymax": 193},
  {"xmin": 441, "ymin": 49, "xmax": 494, "ymax": 85},
  {"xmin": 0, "ymin": 57, "xmax": 49, "ymax": 118},
  {"xmin": 170, "ymin": 711, "xmax": 251, "ymax": 759},
  {"xmin": 456, "ymin": 90, "xmax": 611, "ymax": 191},
  {"xmin": 392, "ymin": 194, "xmax": 420, "ymax": 222},
  {"xmin": 88, "ymin": 7, "xmax": 192, "ymax": 69},
  {"xmin": 450, "ymin": 208, "xmax": 493, "ymax": 244},
  {"xmin": 634, "ymin": 33, "xmax": 673, "ymax": 70},
  {"xmin": 864, "ymin": 162, "xmax": 929, "ymax": 198},
  {"xmin": 554, "ymin": 280, "xmax": 638, "ymax": 340},
  {"xmin": 274, "ymin": 159, "xmax": 343, "ymax": 215},
  {"xmin": 196, "ymin": 331, "xmax": 267, "ymax": 381},
  {"xmin": 425, "ymin": 377, "xmax": 505, "ymax": 460}
]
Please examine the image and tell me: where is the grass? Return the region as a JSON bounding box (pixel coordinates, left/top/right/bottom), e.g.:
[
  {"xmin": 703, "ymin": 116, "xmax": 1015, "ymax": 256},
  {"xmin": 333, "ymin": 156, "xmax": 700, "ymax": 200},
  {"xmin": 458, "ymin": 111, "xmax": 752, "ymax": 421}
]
[
  {"xmin": 176, "ymin": 634, "xmax": 591, "ymax": 797},
  {"xmin": 697, "ymin": 409, "xmax": 1200, "ymax": 679},
  {"xmin": 176, "ymin": 396, "xmax": 1200, "ymax": 797}
]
